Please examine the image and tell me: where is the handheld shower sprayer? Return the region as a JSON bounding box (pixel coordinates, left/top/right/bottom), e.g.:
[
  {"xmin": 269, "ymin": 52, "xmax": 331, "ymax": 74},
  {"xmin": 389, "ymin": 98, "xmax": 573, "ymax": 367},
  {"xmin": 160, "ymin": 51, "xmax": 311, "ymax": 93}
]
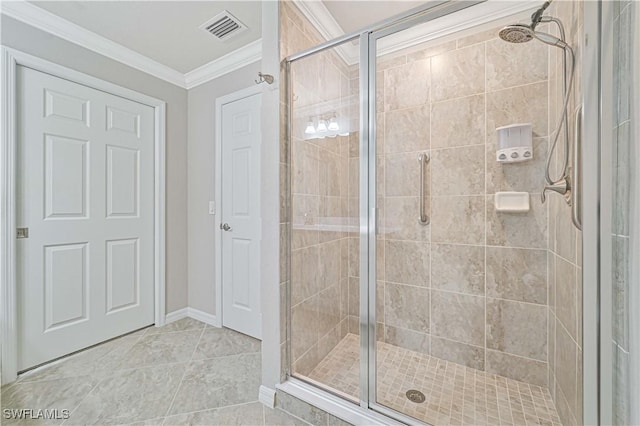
[{"xmin": 498, "ymin": 0, "xmax": 575, "ymax": 204}]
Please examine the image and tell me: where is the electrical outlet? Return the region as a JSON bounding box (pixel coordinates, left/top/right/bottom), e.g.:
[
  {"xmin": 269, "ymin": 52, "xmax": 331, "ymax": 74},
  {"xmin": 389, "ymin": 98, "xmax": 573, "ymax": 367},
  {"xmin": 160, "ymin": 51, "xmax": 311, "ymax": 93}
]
[{"xmin": 209, "ymin": 201, "xmax": 216, "ymax": 215}]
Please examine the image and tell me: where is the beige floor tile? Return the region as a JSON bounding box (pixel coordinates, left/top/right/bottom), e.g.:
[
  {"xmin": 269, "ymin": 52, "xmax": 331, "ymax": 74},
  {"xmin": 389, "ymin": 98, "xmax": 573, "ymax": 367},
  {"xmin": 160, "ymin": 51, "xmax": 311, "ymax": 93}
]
[{"xmin": 307, "ymin": 333, "xmax": 561, "ymax": 426}]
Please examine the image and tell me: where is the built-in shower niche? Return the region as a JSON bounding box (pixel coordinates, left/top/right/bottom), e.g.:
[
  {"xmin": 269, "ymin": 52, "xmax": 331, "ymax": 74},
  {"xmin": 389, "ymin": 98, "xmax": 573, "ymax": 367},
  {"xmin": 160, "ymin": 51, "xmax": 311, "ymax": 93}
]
[{"xmin": 283, "ymin": 1, "xmax": 582, "ymax": 424}]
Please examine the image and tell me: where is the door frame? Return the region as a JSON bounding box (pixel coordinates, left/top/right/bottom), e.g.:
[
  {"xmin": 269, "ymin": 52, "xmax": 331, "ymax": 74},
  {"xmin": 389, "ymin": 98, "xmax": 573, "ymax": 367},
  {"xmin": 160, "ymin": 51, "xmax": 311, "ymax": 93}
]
[
  {"xmin": 0, "ymin": 47, "xmax": 167, "ymax": 384},
  {"xmin": 214, "ymin": 85, "xmax": 263, "ymax": 330}
]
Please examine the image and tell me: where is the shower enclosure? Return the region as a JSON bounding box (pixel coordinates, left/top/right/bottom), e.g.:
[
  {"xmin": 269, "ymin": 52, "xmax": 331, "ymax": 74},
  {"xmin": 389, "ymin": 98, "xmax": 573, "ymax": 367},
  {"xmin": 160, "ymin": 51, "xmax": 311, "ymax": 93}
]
[{"xmin": 283, "ymin": 1, "xmax": 586, "ymax": 424}]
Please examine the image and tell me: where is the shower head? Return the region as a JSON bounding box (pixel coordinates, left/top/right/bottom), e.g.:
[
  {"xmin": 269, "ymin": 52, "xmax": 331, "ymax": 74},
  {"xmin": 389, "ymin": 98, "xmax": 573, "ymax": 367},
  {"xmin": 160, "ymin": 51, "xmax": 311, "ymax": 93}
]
[
  {"xmin": 498, "ymin": 24, "xmax": 535, "ymax": 44},
  {"xmin": 498, "ymin": 24, "xmax": 569, "ymax": 50}
]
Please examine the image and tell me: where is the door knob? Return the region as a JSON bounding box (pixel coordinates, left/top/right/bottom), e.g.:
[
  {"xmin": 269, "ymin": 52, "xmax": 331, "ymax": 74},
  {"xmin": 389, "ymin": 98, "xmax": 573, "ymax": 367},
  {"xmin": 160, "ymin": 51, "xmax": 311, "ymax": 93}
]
[{"xmin": 220, "ymin": 223, "xmax": 232, "ymax": 231}]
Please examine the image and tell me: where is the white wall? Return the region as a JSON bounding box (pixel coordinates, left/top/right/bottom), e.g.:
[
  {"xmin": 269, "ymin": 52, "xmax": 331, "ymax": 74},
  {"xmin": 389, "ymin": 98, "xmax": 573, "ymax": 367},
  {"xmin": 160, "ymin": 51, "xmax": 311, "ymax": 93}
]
[
  {"xmin": 259, "ymin": 0, "xmax": 281, "ymax": 390},
  {"xmin": 186, "ymin": 62, "xmax": 261, "ymax": 315},
  {"xmin": 1, "ymin": 15, "xmax": 189, "ymax": 314}
]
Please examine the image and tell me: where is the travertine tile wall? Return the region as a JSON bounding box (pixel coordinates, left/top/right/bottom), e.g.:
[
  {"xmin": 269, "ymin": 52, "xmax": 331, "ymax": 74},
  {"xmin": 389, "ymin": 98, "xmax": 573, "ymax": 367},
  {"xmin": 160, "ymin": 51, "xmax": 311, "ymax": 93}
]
[
  {"xmin": 280, "ymin": 2, "xmax": 355, "ymax": 378},
  {"xmin": 610, "ymin": 1, "xmax": 634, "ymax": 424},
  {"xmin": 344, "ymin": 26, "xmax": 552, "ymax": 388},
  {"xmin": 546, "ymin": 2, "xmax": 584, "ymax": 425}
]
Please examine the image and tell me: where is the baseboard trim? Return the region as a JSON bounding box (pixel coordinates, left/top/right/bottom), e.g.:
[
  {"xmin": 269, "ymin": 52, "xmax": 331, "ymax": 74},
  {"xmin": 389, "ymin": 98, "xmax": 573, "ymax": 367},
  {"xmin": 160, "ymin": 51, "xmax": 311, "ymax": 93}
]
[
  {"xmin": 164, "ymin": 308, "xmax": 188, "ymax": 324},
  {"xmin": 187, "ymin": 307, "xmax": 220, "ymax": 327},
  {"xmin": 164, "ymin": 307, "xmax": 221, "ymax": 328},
  {"xmin": 259, "ymin": 385, "xmax": 276, "ymax": 408}
]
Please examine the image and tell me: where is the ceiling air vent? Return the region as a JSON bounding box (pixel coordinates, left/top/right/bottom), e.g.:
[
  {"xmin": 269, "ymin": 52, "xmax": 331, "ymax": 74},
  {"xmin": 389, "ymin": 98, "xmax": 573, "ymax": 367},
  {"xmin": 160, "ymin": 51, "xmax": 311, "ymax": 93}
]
[{"xmin": 200, "ymin": 11, "xmax": 247, "ymax": 41}]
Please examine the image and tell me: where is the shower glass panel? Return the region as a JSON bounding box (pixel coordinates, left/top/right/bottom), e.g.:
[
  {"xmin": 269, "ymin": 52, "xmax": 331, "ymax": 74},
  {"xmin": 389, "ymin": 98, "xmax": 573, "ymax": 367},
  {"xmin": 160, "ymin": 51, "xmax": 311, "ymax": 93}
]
[{"xmin": 287, "ymin": 36, "xmax": 361, "ymax": 402}]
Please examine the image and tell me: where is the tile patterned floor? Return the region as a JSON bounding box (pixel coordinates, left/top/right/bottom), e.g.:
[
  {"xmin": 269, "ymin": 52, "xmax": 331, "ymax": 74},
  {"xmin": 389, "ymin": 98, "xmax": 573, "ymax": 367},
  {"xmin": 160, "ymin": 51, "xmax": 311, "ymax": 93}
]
[
  {"xmin": 308, "ymin": 334, "xmax": 563, "ymax": 426},
  {"xmin": 1, "ymin": 319, "xmax": 310, "ymax": 425}
]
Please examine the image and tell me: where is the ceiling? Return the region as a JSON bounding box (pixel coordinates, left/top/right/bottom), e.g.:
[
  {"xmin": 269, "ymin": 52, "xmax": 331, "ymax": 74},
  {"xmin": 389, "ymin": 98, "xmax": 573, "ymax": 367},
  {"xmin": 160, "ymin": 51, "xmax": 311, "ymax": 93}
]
[
  {"xmin": 322, "ymin": 0, "xmax": 425, "ymax": 33},
  {"xmin": 30, "ymin": 1, "xmax": 262, "ymax": 74}
]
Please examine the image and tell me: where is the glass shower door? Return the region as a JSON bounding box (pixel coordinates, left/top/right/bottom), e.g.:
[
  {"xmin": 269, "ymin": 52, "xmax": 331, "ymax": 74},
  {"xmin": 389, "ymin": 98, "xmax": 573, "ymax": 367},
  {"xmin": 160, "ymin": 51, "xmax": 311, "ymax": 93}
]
[
  {"xmin": 285, "ymin": 1, "xmax": 586, "ymax": 424},
  {"xmin": 286, "ymin": 34, "xmax": 365, "ymax": 403}
]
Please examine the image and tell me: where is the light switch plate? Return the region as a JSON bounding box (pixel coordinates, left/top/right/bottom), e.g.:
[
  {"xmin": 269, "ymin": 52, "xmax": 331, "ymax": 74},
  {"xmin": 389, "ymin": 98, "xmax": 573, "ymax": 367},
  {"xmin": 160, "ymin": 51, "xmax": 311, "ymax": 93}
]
[{"xmin": 209, "ymin": 201, "xmax": 216, "ymax": 215}]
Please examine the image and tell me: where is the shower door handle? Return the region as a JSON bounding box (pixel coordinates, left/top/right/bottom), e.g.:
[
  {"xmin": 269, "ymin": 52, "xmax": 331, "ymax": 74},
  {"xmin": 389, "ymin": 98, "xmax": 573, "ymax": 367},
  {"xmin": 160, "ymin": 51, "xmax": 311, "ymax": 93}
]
[
  {"xmin": 418, "ymin": 153, "xmax": 429, "ymax": 225},
  {"xmin": 571, "ymin": 104, "xmax": 583, "ymax": 230}
]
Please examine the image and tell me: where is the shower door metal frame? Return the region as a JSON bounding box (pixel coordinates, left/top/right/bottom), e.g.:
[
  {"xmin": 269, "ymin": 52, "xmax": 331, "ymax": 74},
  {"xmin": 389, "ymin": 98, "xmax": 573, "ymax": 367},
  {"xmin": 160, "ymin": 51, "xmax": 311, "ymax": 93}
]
[
  {"xmin": 581, "ymin": 1, "xmax": 604, "ymax": 423},
  {"xmin": 283, "ymin": 1, "xmax": 600, "ymax": 425}
]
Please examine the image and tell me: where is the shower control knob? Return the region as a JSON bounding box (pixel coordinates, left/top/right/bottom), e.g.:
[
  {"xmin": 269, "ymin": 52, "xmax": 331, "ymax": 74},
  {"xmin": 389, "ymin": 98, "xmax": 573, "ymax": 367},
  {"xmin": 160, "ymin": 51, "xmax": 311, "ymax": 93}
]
[
  {"xmin": 511, "ymin": 152, "xmax": 519, "ymax": 159},
  {"xmin": 499, "ymin": 153, "xmax": 507, "ymax": 160},
  {"xmin": 524, "ymin": 151, "xmax": 532, "ymax": 158}
]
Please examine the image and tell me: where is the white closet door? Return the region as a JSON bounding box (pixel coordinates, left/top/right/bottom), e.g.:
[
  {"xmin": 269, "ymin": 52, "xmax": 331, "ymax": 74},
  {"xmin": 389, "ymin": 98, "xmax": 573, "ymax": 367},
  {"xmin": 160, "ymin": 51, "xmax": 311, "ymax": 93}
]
[
  {"xmin": 221, "ymin": 93, "xmax": 262, "ymax": 339},
  {"xmin": 17, "ymin": 66, "xmax": 155, "ymax": 370}
]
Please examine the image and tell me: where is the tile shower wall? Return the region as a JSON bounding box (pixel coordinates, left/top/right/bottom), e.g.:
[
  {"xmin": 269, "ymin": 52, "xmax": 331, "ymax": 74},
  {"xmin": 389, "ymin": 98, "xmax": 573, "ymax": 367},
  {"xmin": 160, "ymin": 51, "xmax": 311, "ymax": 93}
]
[
  {"xmin": 280, "ymin": 5, "xmax": 586, "ymax": 416},
  {"xmin": 345, "ymin": 27, "xmax": 552, "ymax": 386},
  {"xmin": 547, "ymin": 2, "xmax": 584, "ymax": 425},
  {"xmin": 280, "ymin": 2, "xmax": 354, "ymax": 378}
]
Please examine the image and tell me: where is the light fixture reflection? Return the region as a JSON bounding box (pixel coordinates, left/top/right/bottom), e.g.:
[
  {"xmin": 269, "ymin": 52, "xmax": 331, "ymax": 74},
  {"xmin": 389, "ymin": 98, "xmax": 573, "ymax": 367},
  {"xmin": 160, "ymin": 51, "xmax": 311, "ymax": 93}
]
[
  {"xmin": 304, "ymin": 118, "xmax": 315, "ymax": 134},
  {"xmin": 328, "ymin": 116, "xmax": 339, "ymax": 131},
  {"xmin": 317, "ymin": 119, "xmax": 328, "ymax": 132}
]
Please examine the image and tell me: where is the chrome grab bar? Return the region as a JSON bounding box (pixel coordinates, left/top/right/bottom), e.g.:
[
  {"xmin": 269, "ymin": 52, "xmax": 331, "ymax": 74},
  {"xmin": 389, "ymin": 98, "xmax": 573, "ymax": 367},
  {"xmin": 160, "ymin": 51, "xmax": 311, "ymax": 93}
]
[
  {"xmin": 418, "ymin": 152, "xmax": 430, "ymax": 225},
  {"xmin": 571, "ymin": 104, "xmax": 583, "ymax": 230}
]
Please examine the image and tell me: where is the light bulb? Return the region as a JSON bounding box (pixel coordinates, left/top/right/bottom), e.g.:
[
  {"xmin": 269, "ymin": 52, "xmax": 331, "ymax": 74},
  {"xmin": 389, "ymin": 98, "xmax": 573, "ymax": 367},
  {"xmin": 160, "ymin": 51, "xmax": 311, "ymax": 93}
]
[
  {"xmin": 317, "ymin": 119, "xmax": 328, "ymax": 132},
  {"xmin": 304, "ymin": 118, "xmax": 315, "ymax": 134},
  {"xmin": 328, "ymin": 116, "xmax": 339, "ymax": 131}
]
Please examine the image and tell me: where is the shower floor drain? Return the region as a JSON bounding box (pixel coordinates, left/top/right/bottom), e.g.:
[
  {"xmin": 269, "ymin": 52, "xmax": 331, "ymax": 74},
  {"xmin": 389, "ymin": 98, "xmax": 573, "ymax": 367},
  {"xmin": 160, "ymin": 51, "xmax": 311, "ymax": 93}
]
[{"xmin": 405, "ymin": 389, "xmax": 426, "ymax": 403}]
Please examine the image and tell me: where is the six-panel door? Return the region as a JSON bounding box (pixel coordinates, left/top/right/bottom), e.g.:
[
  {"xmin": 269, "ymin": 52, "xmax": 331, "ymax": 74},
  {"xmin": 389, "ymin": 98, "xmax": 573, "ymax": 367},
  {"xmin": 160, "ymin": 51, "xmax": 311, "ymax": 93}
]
[
  {"xmin": 221, "ymin": 93, "xmax": 262, "ymax": 339},
  {"xmin": 17, "ymin": 66, "xmax": 155, "ymax": 370}
]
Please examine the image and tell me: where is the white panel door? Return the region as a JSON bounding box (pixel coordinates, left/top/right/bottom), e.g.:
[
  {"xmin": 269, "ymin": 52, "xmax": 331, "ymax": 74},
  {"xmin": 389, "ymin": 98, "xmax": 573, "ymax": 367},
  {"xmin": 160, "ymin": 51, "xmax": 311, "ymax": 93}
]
[
  {"xmin": 221, "ymin": 93, "xmax": 261, "ymax": 339},
  {"xmin": 17, "ymin": 66, "xmax": 155, "ymax": 370}
]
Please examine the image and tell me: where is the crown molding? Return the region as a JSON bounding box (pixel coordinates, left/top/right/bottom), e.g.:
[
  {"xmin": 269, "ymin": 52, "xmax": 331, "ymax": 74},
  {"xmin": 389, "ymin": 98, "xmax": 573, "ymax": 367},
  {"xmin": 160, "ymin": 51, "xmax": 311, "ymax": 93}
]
[
  {"xmin": 376, "ymin": 1, "xmax": 540, "ymax": 58},
  {"xmin": 1, "ymin": 0, "xmax": 186, "ymax": 87},
  {"xmin": 290, "ymin": 0, "xmax": 358, "ymax": 65},
  {"xmin": 1, "ymin": 1, "xmax": 263, "ymax": 90},
  {"xmin": 185, "ymin": 38, "xmax": 261, "ymax": 89},
  {"xmin": 290, "ymin": 0, "xmax": 540, "ymax": 65}
]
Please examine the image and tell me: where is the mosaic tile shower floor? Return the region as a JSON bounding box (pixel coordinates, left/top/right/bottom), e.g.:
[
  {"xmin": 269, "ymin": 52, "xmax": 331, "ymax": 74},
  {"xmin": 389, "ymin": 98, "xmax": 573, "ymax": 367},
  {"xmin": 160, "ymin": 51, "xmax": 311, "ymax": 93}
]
[{"xmin": 308, "ymin": 334, "xmax": 563, "ymax": 426}]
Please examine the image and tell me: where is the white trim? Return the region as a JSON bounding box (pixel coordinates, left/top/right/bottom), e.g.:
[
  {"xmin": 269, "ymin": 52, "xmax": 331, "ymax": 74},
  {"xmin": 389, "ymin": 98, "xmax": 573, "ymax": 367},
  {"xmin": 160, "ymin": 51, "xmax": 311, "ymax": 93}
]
[
  {"xmin": 290, "ymin": 0, "xmax": 539, "ymax": 65},
  {"xmin": 165, "ymin": 308, "xmax": 189, "ymax": 324},
  {"xmin": 164, "ymin": 307, "xmax": 219, "ymax": 327},
  {"xmin": 0, "ymin": 47, "xmax": 167, "ymax": 384},
  {"xmin": 0, "ymin": 1, "xmax": 184, "ymax": 87},
  {"xmin": 277, "ymin": 379, "xmax": 403, "ymax": 426},
  {"xmin": 290, "ymin": 1, "xmax": 358, "ymax": 65},
  {"xmin": 0, "ymin": 2, "xmax": 263, "ymax": 89},
  {"xmin": 214, "ymin": 84, "xmax": 264, "ymax": 334},
  {"xmin": 0, "ymin": 46, "xmax": 18, "ymax": 387},
  {"xmin": 154, "ymin": 102, "xmax": 167, "ymax": 328},
  {"xmin": 186, "ymin": 307, "xmax": 219, "ymax": 328},
  {"xmin": 259, "ymin": 385, "xmax": 276, "ymax": 408},
  {"xmin": 184, "ymin": 39, "xmax": 262, "ymax": 90}
]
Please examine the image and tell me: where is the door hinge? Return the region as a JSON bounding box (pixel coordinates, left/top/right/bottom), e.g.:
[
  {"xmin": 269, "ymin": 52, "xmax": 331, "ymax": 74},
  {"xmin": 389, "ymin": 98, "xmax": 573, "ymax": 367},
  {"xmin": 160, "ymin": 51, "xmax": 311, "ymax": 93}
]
[{"xmin": 17, "ymin": 228, "xmax": 29, "ymax": 239}]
